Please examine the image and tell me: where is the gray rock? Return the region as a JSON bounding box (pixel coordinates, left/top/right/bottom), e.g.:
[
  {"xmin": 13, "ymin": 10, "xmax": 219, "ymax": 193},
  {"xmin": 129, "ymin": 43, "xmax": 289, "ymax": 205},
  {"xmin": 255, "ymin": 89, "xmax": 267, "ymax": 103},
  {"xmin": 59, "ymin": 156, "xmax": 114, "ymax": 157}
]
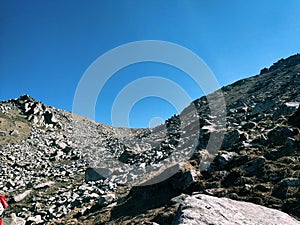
[
  {"xmin": 5, "ymin": 181, "xmax": 15, "ymax": 189},
  {"xmin": 288, "ymin": 106, "xmax": 300, "ymax": 128},
  {"xmin": 171, "ymin": 170, "xmax": 197, "ymax": 190},
  {"xmin": 251, "ymin": 99, "xmax": 275, "ymax": 115},
  {"xmin": 241, "ymin": 121, "xmax": 256, "ymax": 130},
  {"xmin": 56, "ymin": 141, "xmax": 67, "ymax": 149},
  {"xmin": 85, "ymin": 167, "xmax": 112, "ymax": 182},
  {"xmin": 272, "ymin": 102, "xmax": 299, "ymax": 120},
  {"xmin": 118, "ymin": 149, "xmax": 137, "ymax": 163},
  {"xmin": 228, "ymin": 192, "xmax": 239, "ymax": 200},
  {"xmin": 10, "ymin": 129, "xmax": 19, "ymax": 137},
  {"xmin": 243, "ymin": 156, "xmax": 266, "ymax": 174},
  {"xmin": 98, "ymin": 193, "xmax": 116, "ymax": 207},
  {"xmin": 277, "ymin": 178, "xmax": 300, "ymax": 187},
  {"xmin": 267, "ymin": 126, "xmax": 294, "ymax": 146},
  {"xmin": 222, "ymin": 130, "xmax": 241, "ymax": 149},
  {"xmin": 239, "ymin": 184, "xmax": 253, "ymax": 195},
  {"xmin": 173, "ymin": 194, "xmax": 300, "ymax": 225},
  {"xmin": 272, "ymin": 178, "xmax": 300, "ymax": 199},
  {"xmin": 215, "ymin": 151, "xmax": 237, "ymax": 167},
  {"xmin": 13, "ymin": 190, "xmax": 32, "ymax": 202},
  {"xmin": 27, "ymin": 215, "xmax": 43, "ymax": 224},
  {"xmin": 44, "ymin": 110, "xmax": 58, "ymax": 124},
  {"xmin": 34, "ymin": 181, "xmax": 55, "ymax": 189}
]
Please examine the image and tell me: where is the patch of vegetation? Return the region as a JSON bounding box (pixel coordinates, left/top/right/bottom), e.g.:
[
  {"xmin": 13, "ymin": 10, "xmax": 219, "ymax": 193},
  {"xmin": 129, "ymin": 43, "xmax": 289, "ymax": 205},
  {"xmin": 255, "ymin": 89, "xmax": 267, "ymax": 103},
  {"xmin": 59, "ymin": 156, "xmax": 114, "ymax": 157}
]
[{"xmin": 0, "ymin": 109, "xmax": 31, "ymax": 145}]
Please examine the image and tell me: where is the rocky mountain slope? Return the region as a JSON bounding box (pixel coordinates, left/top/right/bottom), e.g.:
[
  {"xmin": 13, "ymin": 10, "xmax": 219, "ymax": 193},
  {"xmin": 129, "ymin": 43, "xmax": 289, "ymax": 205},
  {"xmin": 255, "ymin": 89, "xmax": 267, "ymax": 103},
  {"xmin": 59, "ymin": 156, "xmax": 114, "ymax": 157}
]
[{"xmin": 0, "ymin": 54, "xmax": 299, "ymax": 224}]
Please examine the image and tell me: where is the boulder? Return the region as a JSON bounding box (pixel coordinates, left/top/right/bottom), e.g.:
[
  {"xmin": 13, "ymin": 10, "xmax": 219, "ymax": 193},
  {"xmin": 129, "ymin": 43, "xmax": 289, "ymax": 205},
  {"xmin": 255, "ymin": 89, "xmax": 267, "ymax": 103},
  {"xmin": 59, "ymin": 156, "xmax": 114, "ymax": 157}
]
[
  {"xmin": 27, "ymin": 215, "xmax": 43, "ymax": 224},
  {"xmin": 9, "ymin": 129, "xmax": 19, "ymax": 137},
  {"xmin": 221, "ymin": 130, "xmax": 241, "ymax": 149},
  {"xmin": 118, "ymin": 149, "xmax": 137, "ymax": 163},
  {"xmin": 288, "ymin": 106, "xmax": 300, "ymax": 128},
  {"xmin": 98, "ymin": 193, "xmax": 116, "ymax": 207},
  {"xmin": 242, "ymin": 156, "xmax": 266, "ymax": 174},
  {"xmin": 272, "ymin": 102, "xmax": 299, "ymax": 120},
  {"xmin": 44, "ymin": 110, "xmax": 58, "ymax": 124},
  {"xmin": 251, "ymin": 99, "xmax": 275, "ymax": 115},
  {"xmin": 13, "ymin": 190, "xmax": 32, "ymax": 202},
  {"xmin": 267, "ymin": 126, "xmax": 294, "ymax": 146},
  {"xmin": 85, "ymin": 167, "xmax": 112, "ymax": 182},
  {"xmin": 171, "ymin": 170, "xmax": 197, "ymax": 190},
  {"xmin": 34, "ymin": 181, "xmax": 55, "ymax": 190},
  {"xmin": 173, "ymin": 194, "xmax": 300, "ymax": 225},
  {"xmin": 277, "ymin": 178, "xmax": 300, "ymax": 187},
  {"xmin": 214, "ymin": 151, "xmax": 237, "ymax": 168},
  {"xmin": 272, "ymin": 178, "xmax": 300, "ymax": 199}
]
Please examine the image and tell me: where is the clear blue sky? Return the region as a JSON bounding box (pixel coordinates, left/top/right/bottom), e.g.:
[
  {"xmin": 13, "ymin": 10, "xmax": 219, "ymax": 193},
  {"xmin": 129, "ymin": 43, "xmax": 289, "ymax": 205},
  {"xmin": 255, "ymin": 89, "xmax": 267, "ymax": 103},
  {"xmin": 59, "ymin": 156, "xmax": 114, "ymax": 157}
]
[{"xmin": 1, "ymin": 0, "xmax": 300, "ymax": 128}]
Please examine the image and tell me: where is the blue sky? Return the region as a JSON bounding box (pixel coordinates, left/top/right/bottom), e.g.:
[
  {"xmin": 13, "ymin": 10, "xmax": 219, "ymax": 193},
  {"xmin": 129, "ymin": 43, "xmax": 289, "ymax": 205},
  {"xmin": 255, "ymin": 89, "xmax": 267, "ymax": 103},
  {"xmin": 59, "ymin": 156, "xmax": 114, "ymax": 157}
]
[{"xmin": 1, "ymin": 0, "xmax": 300, "ymax": 128}]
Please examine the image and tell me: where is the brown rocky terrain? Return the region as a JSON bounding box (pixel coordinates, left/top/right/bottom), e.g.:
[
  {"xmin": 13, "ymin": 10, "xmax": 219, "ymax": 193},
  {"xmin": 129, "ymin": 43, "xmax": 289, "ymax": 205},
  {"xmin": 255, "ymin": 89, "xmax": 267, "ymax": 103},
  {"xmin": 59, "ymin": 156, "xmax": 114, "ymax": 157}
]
[{"xmin": 0, "ymin": 54, "xmax": 299, "ymax": 224}]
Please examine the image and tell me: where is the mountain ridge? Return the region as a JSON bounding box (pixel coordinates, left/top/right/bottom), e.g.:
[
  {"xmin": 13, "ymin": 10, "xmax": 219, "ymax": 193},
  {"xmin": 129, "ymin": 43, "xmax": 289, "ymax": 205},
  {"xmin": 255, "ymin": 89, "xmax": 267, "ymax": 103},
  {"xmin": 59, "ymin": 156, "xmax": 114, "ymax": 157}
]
[{"xmin": 0, "ymin": 54, "xmax": 299, "ymax": 224}]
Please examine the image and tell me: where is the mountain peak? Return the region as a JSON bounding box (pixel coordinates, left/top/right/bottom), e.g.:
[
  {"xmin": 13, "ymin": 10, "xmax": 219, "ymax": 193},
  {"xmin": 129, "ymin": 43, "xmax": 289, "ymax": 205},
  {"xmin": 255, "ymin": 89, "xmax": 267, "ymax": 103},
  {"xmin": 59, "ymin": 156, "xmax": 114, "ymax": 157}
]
[{"xmin": 16, "ymin": 94, "xmax": 37, "ymax": 103}]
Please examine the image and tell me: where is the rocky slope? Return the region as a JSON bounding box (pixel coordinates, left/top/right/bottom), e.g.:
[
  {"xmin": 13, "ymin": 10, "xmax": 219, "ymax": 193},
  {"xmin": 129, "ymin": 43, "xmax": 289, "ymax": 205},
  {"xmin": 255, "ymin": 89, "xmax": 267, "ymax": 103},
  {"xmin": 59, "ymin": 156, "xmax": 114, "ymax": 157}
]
[{"xmin": 0, "ymin": 54, "xmax": 299, "ymax": 224}]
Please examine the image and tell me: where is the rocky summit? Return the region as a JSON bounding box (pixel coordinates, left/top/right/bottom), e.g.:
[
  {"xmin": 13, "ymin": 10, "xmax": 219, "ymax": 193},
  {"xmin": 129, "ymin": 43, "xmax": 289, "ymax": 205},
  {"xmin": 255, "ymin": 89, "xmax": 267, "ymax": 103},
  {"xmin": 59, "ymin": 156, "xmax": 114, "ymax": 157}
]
[{"xmin": 0, "ymin": 54, "xmax": 300, "ymax": 225}]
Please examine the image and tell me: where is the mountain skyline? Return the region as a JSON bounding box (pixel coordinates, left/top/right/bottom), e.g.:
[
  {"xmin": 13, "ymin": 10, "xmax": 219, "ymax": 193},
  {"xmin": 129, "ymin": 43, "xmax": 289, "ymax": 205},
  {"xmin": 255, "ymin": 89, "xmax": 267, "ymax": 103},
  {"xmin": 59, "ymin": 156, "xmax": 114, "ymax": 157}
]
[{"xmin": 1, "ymin": 1, "xmax": 300, "ymax": 127}]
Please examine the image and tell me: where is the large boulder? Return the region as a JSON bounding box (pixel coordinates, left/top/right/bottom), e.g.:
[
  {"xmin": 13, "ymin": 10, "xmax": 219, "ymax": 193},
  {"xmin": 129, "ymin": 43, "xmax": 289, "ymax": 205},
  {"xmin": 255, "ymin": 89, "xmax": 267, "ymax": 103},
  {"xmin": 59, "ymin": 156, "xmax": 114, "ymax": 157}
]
[
  {"xmin": 173, "ymin": 194, "xmax": 300, "ymax": 225},
  {"xmin": 221, "ymin": 130, "xmax": 241, "ymax": 149},
  {"xmin": 288, "ymin": 106, "xmax": 300, "ymax": 128},
  {"xmin": 267, "ymin": 126, "xmax": 294, "ymax": 146},
  {"xmin": 84, "ymin": 167, "xmax": 112, "ymax": 182}
]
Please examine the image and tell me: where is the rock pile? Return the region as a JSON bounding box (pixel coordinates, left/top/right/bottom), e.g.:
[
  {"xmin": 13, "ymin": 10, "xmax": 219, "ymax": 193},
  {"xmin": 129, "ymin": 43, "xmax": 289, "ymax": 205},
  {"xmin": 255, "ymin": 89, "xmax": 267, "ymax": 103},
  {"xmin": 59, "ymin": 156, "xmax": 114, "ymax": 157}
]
[{"xmin": 11, "ymin": 94, "xmax": 61, "ymax": 128}]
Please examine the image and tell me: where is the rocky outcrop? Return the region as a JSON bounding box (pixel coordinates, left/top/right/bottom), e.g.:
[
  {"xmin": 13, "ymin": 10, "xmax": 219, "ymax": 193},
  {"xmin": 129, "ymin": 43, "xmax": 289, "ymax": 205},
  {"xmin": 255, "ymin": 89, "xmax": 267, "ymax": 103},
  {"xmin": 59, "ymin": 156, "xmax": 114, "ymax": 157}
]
[{"xmin": 13, "ymin": 94, "xmax": 61, "ymax": 128}]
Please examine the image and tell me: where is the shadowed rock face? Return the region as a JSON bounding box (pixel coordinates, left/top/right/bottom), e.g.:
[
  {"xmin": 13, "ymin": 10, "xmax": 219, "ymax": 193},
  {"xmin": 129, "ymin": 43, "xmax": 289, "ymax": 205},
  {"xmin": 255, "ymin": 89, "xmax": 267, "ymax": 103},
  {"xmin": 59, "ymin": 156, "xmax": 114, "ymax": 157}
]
[{"xmin": 0, "ymin": 54, "xmax": 299, "ymax": 224}]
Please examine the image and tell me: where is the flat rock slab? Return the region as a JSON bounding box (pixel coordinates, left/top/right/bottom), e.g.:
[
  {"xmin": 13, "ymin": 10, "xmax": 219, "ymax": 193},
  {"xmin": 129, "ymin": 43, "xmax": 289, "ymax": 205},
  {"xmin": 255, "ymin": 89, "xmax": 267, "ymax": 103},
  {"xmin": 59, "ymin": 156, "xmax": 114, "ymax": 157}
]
[{"xmin": 173, "ymin": 194, "xmax": 300, "ymax": 225}]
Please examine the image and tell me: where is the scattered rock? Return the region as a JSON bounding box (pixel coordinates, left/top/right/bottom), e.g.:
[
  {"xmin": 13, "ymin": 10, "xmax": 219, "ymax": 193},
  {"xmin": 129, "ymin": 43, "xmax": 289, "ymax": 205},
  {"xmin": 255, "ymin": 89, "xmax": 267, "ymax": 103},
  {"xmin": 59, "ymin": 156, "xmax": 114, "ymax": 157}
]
[
  {"xmin": 34, "ymin": 181, "xmax": 55, "ymax": 190},
  {"xmin": 27, "ymin": 215, "xmax": 43, "ymax": 224},
  {"xmin": 1, "ymin": 54, "xmax": 300, "ymax": 224},
  {"xmin": 98, "ymin": 193, "xmax": 116, "ymax": 207},
  {"xmin": 13, "ymin": 190, "xmax": 32, "ymax": 202}
]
